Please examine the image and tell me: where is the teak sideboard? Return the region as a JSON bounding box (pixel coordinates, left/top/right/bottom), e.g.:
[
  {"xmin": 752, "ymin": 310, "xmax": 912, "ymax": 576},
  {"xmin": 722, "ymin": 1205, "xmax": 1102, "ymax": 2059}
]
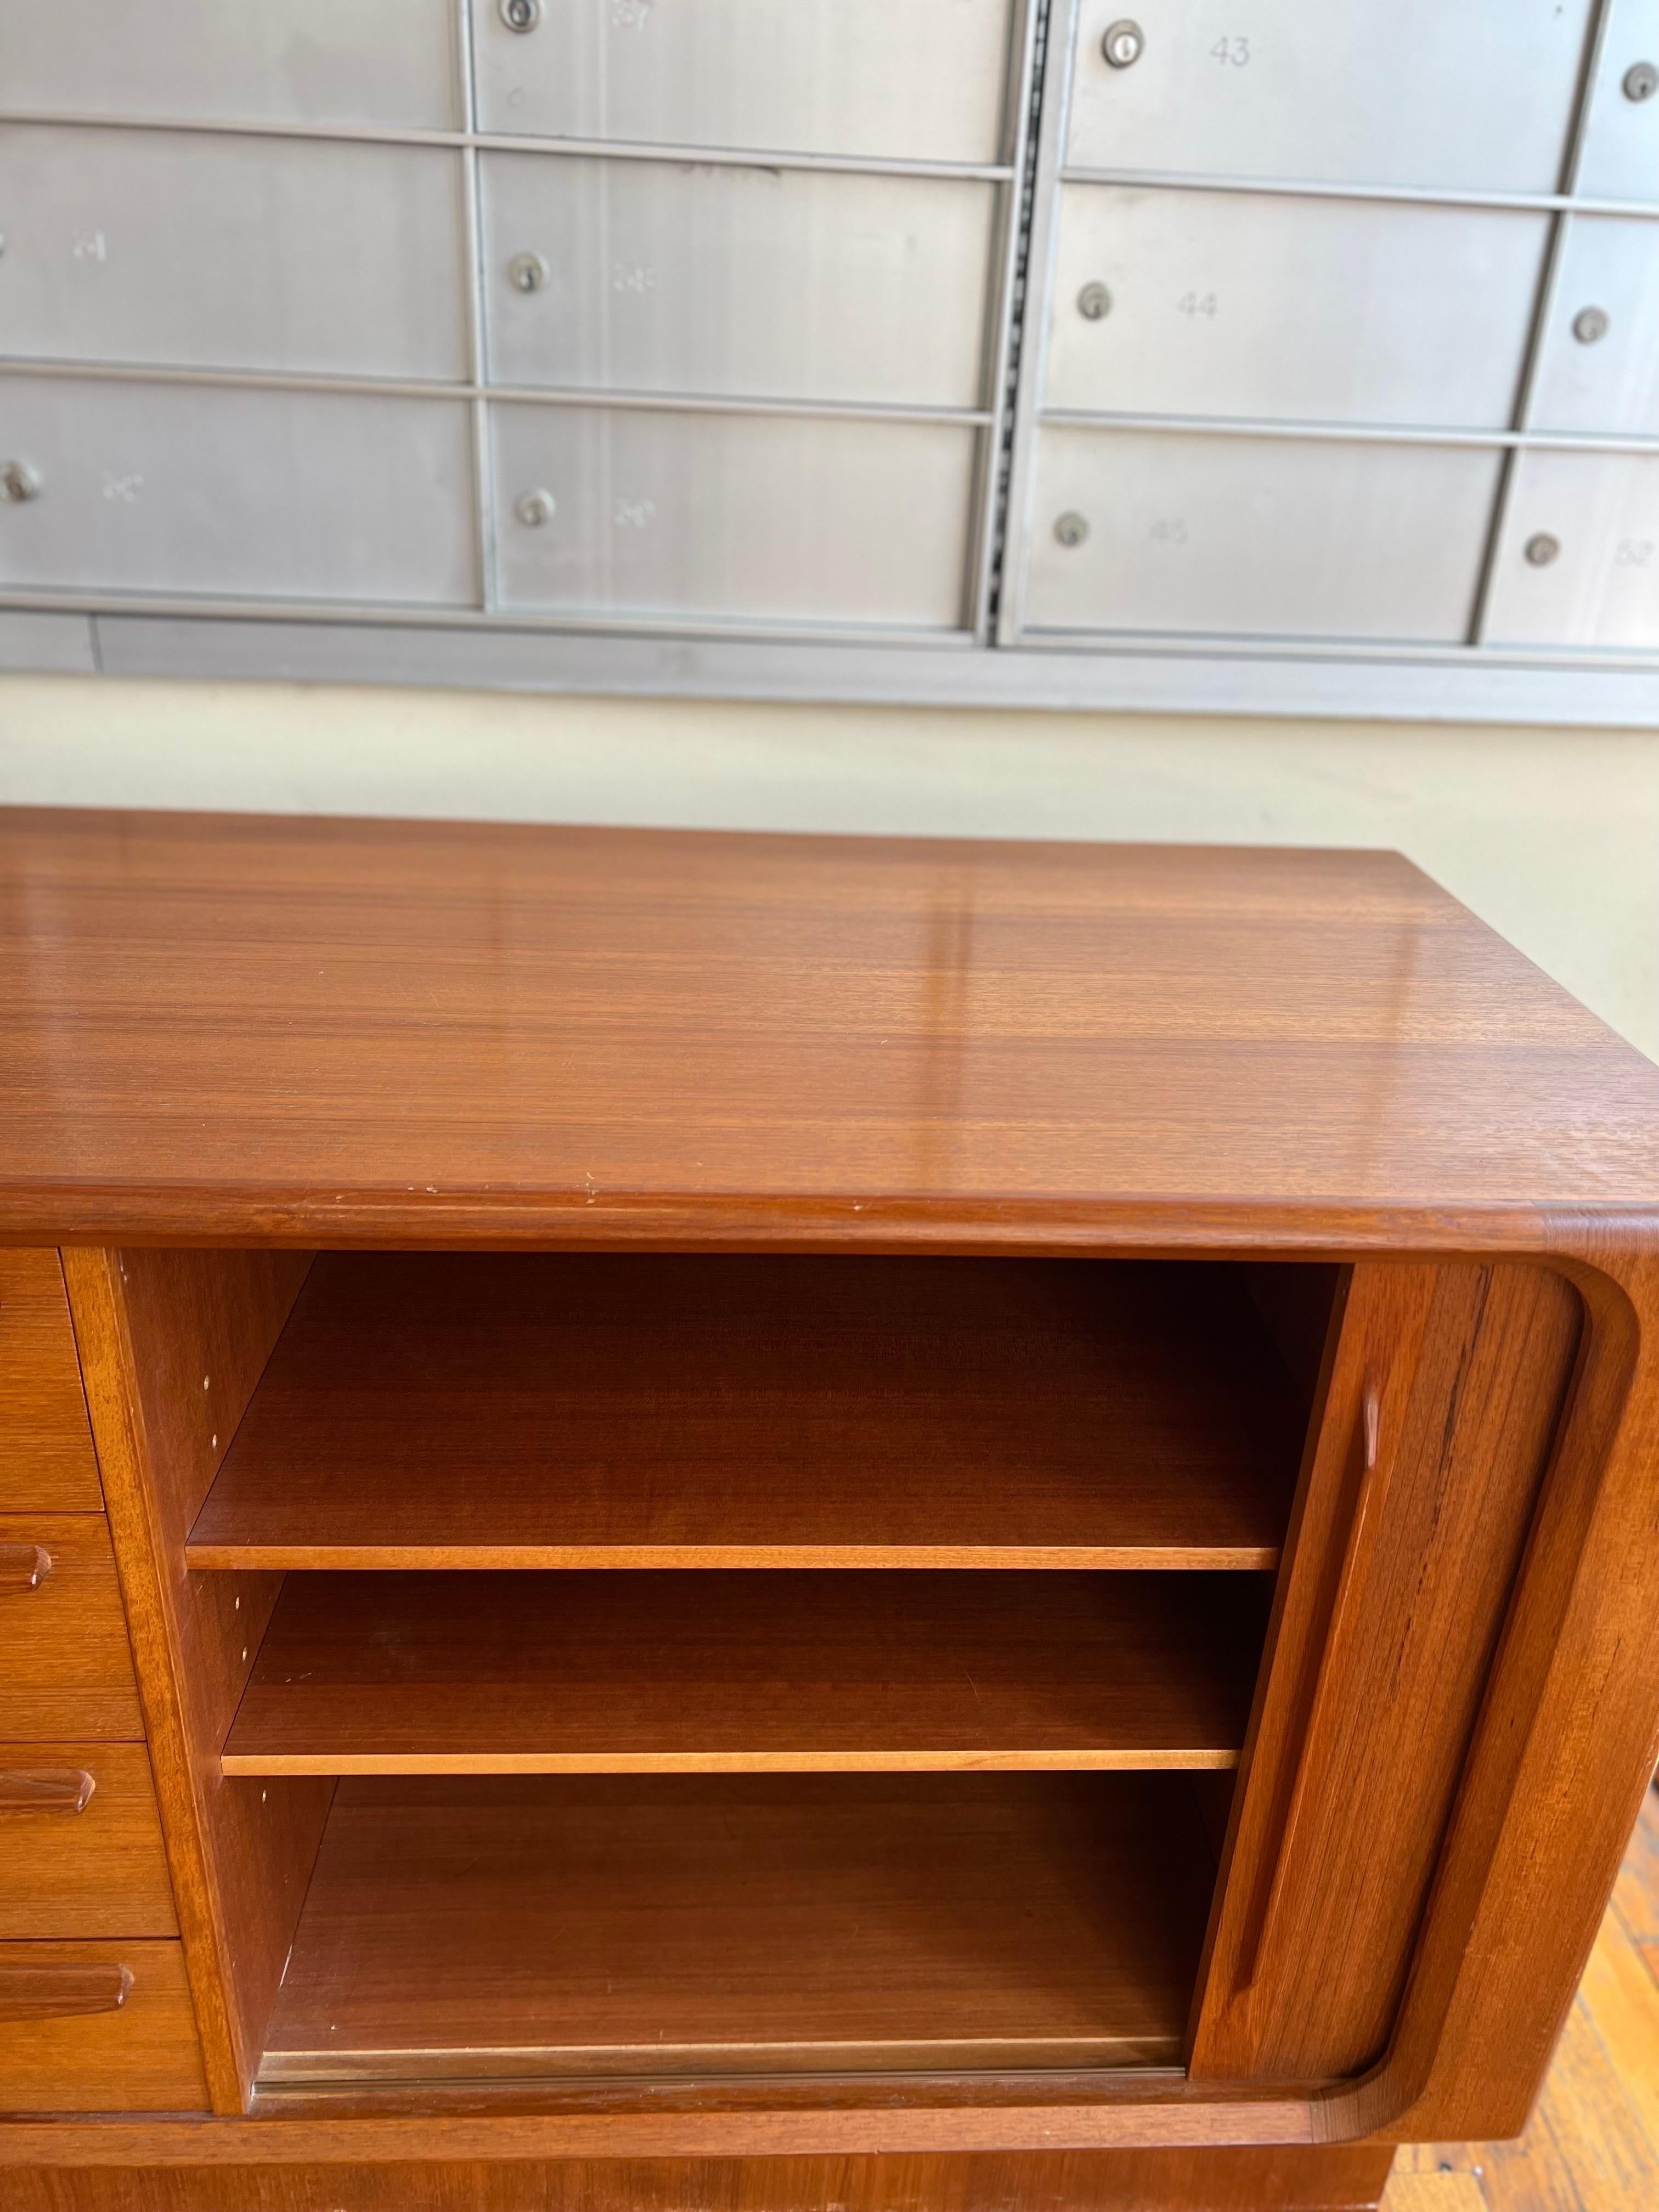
[{"xmin": 3, "ymin": 806, "xmax": 1659, "ymax": 2212}]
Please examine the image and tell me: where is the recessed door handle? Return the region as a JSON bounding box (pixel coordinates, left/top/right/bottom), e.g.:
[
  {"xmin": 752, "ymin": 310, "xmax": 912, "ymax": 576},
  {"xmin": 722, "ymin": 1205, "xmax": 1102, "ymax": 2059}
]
[
  {"xmin": 0, "ymin": 1542, "xmax": 50, "ymax": 1594},
  {"xmin": 0, "ymin": 1768, "xmax": 96, "ymax": 1814},
  {"xmin": 0, "ymin": 1962, "xmax": 132, "ymax": 2022}
]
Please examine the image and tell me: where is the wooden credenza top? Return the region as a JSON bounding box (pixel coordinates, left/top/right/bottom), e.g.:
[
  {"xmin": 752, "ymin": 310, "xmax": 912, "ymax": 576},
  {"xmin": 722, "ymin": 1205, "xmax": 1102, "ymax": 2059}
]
[{"xmin": 0, "ymin": 805, "xmax": 1655, "ymax": 1246}]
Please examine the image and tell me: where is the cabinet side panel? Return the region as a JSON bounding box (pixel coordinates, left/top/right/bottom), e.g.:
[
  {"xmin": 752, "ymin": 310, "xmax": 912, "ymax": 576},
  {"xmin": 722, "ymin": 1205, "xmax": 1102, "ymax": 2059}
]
[
  {"xmin": 63, "ymin": 1248, "xmax": 329, "ymax": 2111},
  {"xmin": 1190, "ymin": 1260, "xmax": 1583, "ymax": 2080}
]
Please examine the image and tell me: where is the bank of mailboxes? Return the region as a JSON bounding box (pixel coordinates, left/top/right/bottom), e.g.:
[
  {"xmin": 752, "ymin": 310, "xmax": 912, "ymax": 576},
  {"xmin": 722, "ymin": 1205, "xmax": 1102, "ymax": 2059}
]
[{"xmin": 2, "ymin": 0, "xmax": 1658, "ymax": 654}]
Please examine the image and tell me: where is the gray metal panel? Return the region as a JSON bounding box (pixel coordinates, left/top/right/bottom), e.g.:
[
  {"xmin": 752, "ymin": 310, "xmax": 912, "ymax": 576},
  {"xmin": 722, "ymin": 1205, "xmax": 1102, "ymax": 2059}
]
[
  {"xmin": 1530, "ymin": 217, "xmax": 1659, "ymax": 434},
  {"xmin": 1485, "ymin": 451, "xmax": 1659, "ymax": 646},
  {"xmin": 472, "ymin": 0, "xmax": 1018, "ymax": 162},
  {"xmin": 82, "ymin": 614, "xmax": 1659, "ymax": 726},
  {"xmin": 1043, "ymin": 187, "xmax": 1547, "ymax": 427},
  {"xmin": 491, "ymin": 404, "xmax": 977, "ymax": 628},
  {"xmin": 0, "ymin": 610, "xmax": 95, "ymax": 673},
  {"xmin": 0, "ymin": 126, "xmax": 467, "ymax": 381},
  {"xmin": 480, "ymin": 155, "xmax": 998, "ymax": 408},
  {"xmin": 1064, "ymin": 0, "xmax": 1594, "ymax": 191},
  {"xmin": 0, "ymin": 377, "xmax": 476, "ymax": 606},
  {"xmin": 1575, "ymin": 0, "xmax": 1659, "ymax": 201},
  {"xmin": 0, "ymin": 0, "xmax": 458, "ymax": 130},
  {"xmin": 1020, "ymin": 428, "xmax": 1502, "ymax": 640}
]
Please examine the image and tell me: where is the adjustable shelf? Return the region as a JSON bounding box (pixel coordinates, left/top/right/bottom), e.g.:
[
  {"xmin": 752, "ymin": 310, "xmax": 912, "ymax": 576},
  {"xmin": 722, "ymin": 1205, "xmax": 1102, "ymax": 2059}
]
[
  {"xmin": 221, "ymin": 1568, "xmax": 1267, "ymax": 1776},
  {"xmin": 258, "ymin": 1773, "xmax": 1217, "ymax": 2084},
  {"xmin": 188, "ymin": 1254, "xmax": 1306, "ymax": 1571}
]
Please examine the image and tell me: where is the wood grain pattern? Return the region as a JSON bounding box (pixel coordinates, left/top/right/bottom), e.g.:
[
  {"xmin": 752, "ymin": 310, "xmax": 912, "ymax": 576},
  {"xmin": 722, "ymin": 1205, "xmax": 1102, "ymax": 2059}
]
[
  {"xmin": 188, "ymin": 1255, "xmax": 1304, "ymax": 1573},
  {"xmin": 0, "ymin": 1251, "xmax": 100, "ymax": 1513},
  {"xmin": 1191, "ymin": 1261, "xmax": 1583, "ymax": 2079},
  {"xmin": 261, "ymin": 1774, "xmax": 1217, "ymax": 2083},
  {"xmin": 2, "ymin": 812, "xmax": 1657, "ymax": 1249},
  {"xmin": 222, "ymin": 1569, "xmax": 1268, "ymax": 1776},
  {"xmin": 0, "ymin": 1514, "xmax": 142, "ymax": 1741},
  {"xmin": 0, "ymin": 1741, "xmax": 177, "ymax": 1939},
  {"xmin": 64, "ymin": 1248, "xmax": 328, "ymax": 2112},
  {"xmin": 0, "ymin": 2144, "xmax": 1398, "ymax": 2212},
  {"xmin": 0, "ymin": 1940, "xmax": 207, "ymax": 2114}
]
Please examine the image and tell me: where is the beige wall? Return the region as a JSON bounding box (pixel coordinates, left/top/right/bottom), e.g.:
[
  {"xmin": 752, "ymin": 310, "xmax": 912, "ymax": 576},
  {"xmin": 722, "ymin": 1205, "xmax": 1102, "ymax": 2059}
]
[{"xmin": 2, "ymin": 672, "xmax": 1655, "ymax": 1063}]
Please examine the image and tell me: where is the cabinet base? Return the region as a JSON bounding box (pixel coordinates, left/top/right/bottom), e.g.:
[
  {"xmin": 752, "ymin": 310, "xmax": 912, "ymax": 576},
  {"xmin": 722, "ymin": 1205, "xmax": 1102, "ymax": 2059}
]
[{"xmin": 8, "ymin": 2146, "xmax": 1398, "ymax": 2212}]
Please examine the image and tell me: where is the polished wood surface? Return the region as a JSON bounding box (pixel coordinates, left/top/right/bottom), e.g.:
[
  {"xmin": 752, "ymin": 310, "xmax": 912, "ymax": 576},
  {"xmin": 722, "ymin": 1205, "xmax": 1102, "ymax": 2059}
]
[
  {"xmin": 0, "ymin": 1251, "xmax": 100, "ymax": 1512},
  {"xmin": 189, "ymin": 1255, "xmax": 1302, "ymax": 1573},
  {"xmin": 2, "ymin": 810, "xmax": 1657, "ymax": 1248},
  {"xmin": 1192, "ymin": 1261, "xmax": 1584, "ymax": 2080},
  {"xmin": 0, "ymin": 1940, "xmax": 207, "ymax": 2113},
  {"xmin": 0, "ymin": 1741, "xmax": 177, "ymax": 1939},
  {"xmin": 0, "ymin": 1513, "xmax": 142, "ymax": 1740},
  {"xmin": 65, "ymin": 1248, "xmax": 328, "ymax": 2110},
  {"xmin": 0, "ymin": 2146, "xmax": 1398, "ymax": 2212},
  {"xmin": 262, "ymin": 1774, "xmax": 1215, "ymax": 2081},
  {"xmin": 222, "ymin": 1570, "xmax": 1266, "ymax": 1776}
]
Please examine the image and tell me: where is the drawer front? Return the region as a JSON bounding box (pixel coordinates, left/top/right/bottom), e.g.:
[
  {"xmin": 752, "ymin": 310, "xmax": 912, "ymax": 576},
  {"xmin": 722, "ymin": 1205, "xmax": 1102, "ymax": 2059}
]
[
  {"xmin": 482, "ymin": 155, "xmax": 998, "ymax": 410},
  {"xmin": 1022, "ymin": 429, "xmax": 1500, "ymax": 640},
  {"xmin": 493, "ymin": 405, "xmax": 979, "ymax": 629},
  {"xmin": 1575, "ymin": 0, "xmax": 1659, "ymax": 201},
  {"xmin": 0, "ymin": 1940, "xmax": 206, "ymax": 2114},
  {"xmin": 0, "ymin": 126, "xmax": 467, "ymax": 383},
  {"xmin": 0, "ymin": 1744, "xmax": 176, "ymax": 1940},
  {"xmin": 1043, "ymin": 188, "xmax": 1546, "ymax": 428},
  {"xmin": 0, "ymin": 1516, "xmax": 141, "ymax": 1742},
  {"xmin": 0, "ymin": 377, "xmax": 477, "ymax": 608},
  {"xmin": 1530, "ymin": 217, "xmax": 1659, "ymax": 437},
  {"xmin": 473, "ymin": 0, "xmax": 1018, "ymax": 162},
  {"xmin": 1065, "ymin": 0, "xmax": 1593, "ymax": 193},
  {"xmin": 0, "ymin": 0, "xmax": 457, "ymax": 131},
  {"xmin": 0, "ymin": 1251, "xmax": 100, "ymax": 1514},
  {"xmin": 1483, "ymin": 452, "xmax": 1659, "ymax": 648}
]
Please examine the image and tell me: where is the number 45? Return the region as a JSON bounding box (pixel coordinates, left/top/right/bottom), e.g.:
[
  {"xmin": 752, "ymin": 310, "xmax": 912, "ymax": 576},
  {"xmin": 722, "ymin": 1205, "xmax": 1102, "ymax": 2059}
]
[{"xmin": 1211, "ymin": 34, "xmax": 1250, "ymax": 64}]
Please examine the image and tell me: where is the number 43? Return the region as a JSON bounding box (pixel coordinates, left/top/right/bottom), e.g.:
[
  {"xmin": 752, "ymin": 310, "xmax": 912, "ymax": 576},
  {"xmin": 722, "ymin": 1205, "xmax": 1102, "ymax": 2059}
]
[{"xmin": 1211, "ymin": 34, "xmax": 1250, "ymax": 64}]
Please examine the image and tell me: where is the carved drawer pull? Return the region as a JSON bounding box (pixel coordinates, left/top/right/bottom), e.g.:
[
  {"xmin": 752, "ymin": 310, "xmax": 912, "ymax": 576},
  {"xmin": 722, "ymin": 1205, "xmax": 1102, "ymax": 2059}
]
[
  {"xmin": 0, "ymin": 1962, "xmax": 132, "ymax": 2023},
  {"xmin": 0, "ymin": 1542, "xmax": 51, "ymax": 1594},
  {"xmin": 0, "ymin": 1768, "xmax": 96, "ymax": 1815}
]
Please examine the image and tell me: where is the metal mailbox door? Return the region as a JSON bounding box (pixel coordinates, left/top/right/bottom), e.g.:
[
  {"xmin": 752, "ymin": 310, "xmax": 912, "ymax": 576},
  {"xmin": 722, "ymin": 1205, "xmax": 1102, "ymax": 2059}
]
[
  {"xmin": 0, "ymin": 0, "xmax": 458, "ymax": 130},
  {"xmin": 491, "ymin": 404, "xmax": 978, "ymax": 629},
  {"xmin": 1574, "ymin": 0, "xmax": 1659, "ymax": 202},
  {"xmin": 0, "ymin": 127, "xmax": 466, "ymax": 382},
  {"xmin": 1064, "ymin": 0, "xmax": 1593, "ymax": 191},
  {"xmin": 1043, "ymin": 187, "xmax": 1546, "ymax": 426},
  {"xmin": 1484, "ymin": 453, "xmax": 1659, "ymax": 648},
  {"xmin": 1529, "ymin": 218, "xmax": 1659, "ymax": 436},
  {"xmin": 473, "ymin": 0, "xmax": 1019, "ymax": 162},
  {"xmin": 1020, "ymin": 428, "xmax": 1501, "ymax": 639},
  {"xmin": 0, "ymin": 379, "xmax": 476, "ymax": 607},
  {"xmin": 482, "ymin": 154, "xmax": 998, "ymax": 408}
]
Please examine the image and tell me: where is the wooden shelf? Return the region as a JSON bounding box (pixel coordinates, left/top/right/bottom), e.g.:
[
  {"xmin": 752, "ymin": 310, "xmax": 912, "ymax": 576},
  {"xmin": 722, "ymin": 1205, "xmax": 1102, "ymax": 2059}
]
[
  {"xmin": 222, "ymin": 1568, "xmax": 1266, "ymax": 1775},
  {"xmin": 188, "ymin": 1254, "xmax": 1303, "ymax": 1571},
  {"xmin": 259, "ymin": 1772, "xmax": 1215, "ymax": 2082}
]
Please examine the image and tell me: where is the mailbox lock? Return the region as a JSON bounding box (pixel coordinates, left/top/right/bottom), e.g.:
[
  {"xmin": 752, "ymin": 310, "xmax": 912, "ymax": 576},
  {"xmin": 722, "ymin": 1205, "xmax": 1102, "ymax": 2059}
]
[
  {"xmin": 1077, "ymin": 282, "xmax": 1113, "ymax": 320},
  {"xmin": 508, "ymin": 252, "xmax": 549, "ymax": 295},
  {"xmin": 1102, "ymin": 20, "xmax": 1144, "ymax": 66},
  {"xmin": 0, "ymin": 461, "xmax": 40, "ymax": 505},
  {"xmin": 1524, "ymin": 533, "xmax": 1561, "ymax": 568},
  {"xmin": 516, "ymin": 489, "xmax": 557, "ymax": 528},
  {"xmin": 1053, "ymin": 512, "xmax": 1090, "ymax": 549},
  {"xmin": 1572, "ymin": 306, "xmax": 1610, "ymax": 345},
  {"xmin": 500, "ymin": 0, "xmax": 541, "ymax": 29},
  {"xmin": 1623, "ymin": 60, "xmax": 1658, "ymax": 100}
]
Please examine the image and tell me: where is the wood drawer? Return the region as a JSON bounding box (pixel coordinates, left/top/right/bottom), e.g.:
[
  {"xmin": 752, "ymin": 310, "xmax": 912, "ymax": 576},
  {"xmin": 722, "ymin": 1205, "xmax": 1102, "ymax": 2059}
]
[
  {"xmin": 0, "ymin": 1939, "xmax": 207, "ymax": 2112},
  {"xmin": 0, "ymin": 1742, "xmax": 176, "ymax": 1939},
  {"xmin": 0, "ymin": 1250, "xmax": 100, "ymax": 1513},
  {"xmin": 0, "ymin": 1515, "xmax": 141, "ymax": 1740}
]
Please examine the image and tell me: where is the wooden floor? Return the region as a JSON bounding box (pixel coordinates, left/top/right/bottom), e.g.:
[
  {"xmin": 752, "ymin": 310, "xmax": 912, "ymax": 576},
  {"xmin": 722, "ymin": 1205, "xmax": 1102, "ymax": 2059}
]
[{"xmin": 1385, "ymin": 1783, "xmax": 1659, "ymax": 2212}]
